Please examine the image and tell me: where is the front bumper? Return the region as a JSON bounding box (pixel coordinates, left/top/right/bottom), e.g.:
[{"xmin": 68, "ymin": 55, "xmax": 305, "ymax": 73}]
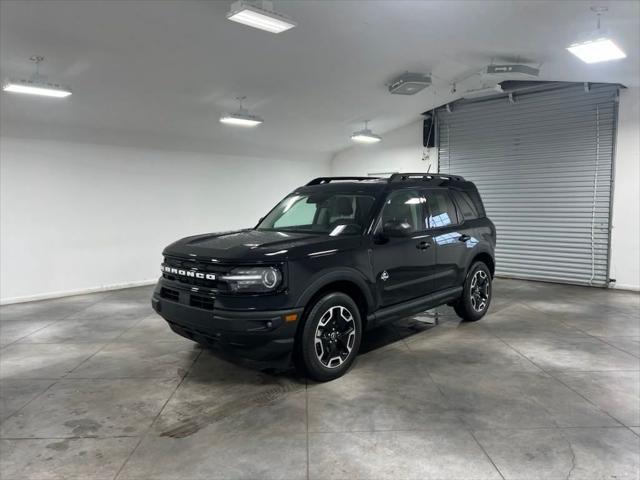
[{"xmin": 151, "ymin": 285, "xmax": 302, "ymax": 365}]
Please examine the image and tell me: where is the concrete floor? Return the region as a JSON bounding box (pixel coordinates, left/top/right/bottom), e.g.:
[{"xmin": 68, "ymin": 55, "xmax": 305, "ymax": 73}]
[{"xmin": 0, "ymin": 279, "xmax": 638, "ymax": 480}]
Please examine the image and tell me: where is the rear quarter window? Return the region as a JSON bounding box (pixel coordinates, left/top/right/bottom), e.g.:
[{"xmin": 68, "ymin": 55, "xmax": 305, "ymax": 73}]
[
  {"xmin": 468, "ymin": 189, "xmax": 486, "ymax": 217},
  {"xmin": 452, "ymin": 189, "xmax": 485, "ymax": 220},
  {"xmin": 451, "ymin": 190, "xmax": 478, "ymax": 220}
]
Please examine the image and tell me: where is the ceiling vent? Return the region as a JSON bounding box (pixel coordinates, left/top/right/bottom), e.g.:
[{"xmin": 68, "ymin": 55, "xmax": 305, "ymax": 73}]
[{"xmin": 388, "ymin": 72, "xmax": 432, "ymax": 95}]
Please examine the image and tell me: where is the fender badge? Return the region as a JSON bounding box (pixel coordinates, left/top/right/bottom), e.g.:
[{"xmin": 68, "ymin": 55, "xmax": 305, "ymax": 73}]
[{"xmin": 381, "ymin": 271, "xmax": 390, "ymax": 282}]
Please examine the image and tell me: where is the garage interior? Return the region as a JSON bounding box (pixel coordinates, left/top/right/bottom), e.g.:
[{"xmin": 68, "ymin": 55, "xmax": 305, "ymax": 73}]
[{"xmin": 0, "ymin": 1, "xmax": 639, "ymax": 479}]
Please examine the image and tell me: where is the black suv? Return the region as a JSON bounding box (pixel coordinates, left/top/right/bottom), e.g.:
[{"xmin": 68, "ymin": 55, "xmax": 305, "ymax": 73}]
[{"xmin": 152, "ymin": 173, "xmax": 495, "ymax": 381}]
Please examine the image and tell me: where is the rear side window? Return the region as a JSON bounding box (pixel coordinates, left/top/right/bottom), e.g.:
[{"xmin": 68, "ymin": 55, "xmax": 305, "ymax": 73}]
[
  {"xmin": 451, "ymin": 190, "xmax": 480, "ymax": 220},
  {"xmin": 426, "ymin": 191, "xmax": 459, "ymax": 228}
]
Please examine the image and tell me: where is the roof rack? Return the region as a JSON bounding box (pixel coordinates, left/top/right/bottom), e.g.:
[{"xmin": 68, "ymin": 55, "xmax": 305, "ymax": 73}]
[
  {"xmin": 306, "ymin": 176, "xmax": 381, "ymax": 186},
  {"xmin": 388, "ymin": 172, "xmax": 465, "ymax": 182}
]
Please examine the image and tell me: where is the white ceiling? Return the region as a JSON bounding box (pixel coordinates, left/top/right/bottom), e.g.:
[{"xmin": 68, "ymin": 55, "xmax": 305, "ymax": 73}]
[{"xmin": 1, "ymin": 0, "xmax": 638, "ymax": 159}]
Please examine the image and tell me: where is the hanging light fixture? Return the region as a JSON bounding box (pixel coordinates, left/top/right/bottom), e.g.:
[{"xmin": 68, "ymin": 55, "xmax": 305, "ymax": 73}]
[
  {"xmin": 3, "ymin": 56, "xmax": 72, "ymax": 98},
  {"xmin": 351, "ymin": 120, "xmax": 382, "ymax": 144},
  {"xmin": 567, "ymin": 7, "xmax": 626, "ymax": 64},
  {"xmin": 220, "ymin": 96, "xmax": 264, "ymax": 127}
]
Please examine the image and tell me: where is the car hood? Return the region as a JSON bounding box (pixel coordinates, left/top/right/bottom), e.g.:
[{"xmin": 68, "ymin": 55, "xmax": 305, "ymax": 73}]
[{"xmin": 163, "ymin": 229, "xmax": 361, "ymax": 262}]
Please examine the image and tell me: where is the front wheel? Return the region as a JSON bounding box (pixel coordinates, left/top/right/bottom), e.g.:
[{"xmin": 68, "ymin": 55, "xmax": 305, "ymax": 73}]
[
  {"xmin": 454, "ymin": 262, "xmax": 492, "ymax": 322},
  {"xmin": 297, "ymin": 292, "xmax": 362, "ymax": 382}
]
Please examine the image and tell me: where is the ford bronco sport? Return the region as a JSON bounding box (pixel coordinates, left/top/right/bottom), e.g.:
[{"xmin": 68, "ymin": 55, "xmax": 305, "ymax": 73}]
[{"xmin": 152, "ymin": 173, "xmax": 496, "ymax": 381}]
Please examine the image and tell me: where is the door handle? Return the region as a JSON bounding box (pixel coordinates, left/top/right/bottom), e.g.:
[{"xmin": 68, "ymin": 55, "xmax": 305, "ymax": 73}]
[
  {"xmin": 458, "ymin": 234, "xmax": 471, "ymax": 242},
  {"xmin": 416, "ymin": 241, "xmax": 431, "ymax": 250}
]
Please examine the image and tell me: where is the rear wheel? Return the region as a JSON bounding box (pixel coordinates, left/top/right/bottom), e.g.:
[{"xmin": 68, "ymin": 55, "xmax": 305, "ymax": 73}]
[
  {"xmin": 297, "ymin": 292, "xmax": 362, "ymax": 382},
  {"xmin": 454, "ymin": 261, "xmax": 492, "ymax": 321}
]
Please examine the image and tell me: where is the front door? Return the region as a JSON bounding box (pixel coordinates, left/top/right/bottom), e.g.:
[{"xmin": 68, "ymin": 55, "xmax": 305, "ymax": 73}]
[{"xmin": 371, "ymin": 189, "xmax": 436, "ymax": 307}]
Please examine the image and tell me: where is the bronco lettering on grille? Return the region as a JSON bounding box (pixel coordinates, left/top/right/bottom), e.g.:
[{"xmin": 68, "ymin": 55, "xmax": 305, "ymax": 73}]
[{"xmin": 161, "ymin": 265, "xmax": 216, "ymax": 280}]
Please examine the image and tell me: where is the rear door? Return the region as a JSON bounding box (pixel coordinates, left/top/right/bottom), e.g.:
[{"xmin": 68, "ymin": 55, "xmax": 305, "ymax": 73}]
[
  {"xmin": 424, "ymin": 189, "xmax": 471, "ymax": 291},
  {"xmin": 370, "ymin": 189, "xmax": 436, "ymax": 307}
]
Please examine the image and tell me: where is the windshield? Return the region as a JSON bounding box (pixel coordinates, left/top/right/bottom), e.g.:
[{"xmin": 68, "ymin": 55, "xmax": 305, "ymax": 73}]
[{"xmin": 257, "ymin": 192, "xmax": 376, "ymax": 235}]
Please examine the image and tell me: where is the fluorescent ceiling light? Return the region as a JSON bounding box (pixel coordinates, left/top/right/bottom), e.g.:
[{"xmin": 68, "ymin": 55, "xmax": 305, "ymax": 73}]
[
  {"xmin": 3, "ymin": 57, "xmax": 72, "ymax": 98},
  {"xmin": 351, "ymin": 122, "xmax": 382, "ymax": 143},
  {"xmin": 227, "ymin": 1, "xmax": 296, "ymax": 34},
  {"xmin": 567, "ymin": 38, "xmax": 626, "ymax": 63},
  {"xmin": 220, "ymin": 96, "xmax": 264, "ymax": 127},
  {"xmin": 3, "ymin": 80, "xmax": 72, "ymax": 98},
  {"xmin": 351, "ymin": 132, "xmax": 382, "ymax": 143},
  {"xmin": 220, "ymin": 113, "xmax": 263, "ymax": 127}
]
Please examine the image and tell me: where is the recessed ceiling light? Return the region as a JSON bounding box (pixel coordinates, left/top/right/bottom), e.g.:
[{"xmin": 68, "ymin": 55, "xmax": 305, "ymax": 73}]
[
  {"xmin": 351, "ymin": 121, "xmax": 382, "ymax": 144},
  {"xmin": 567, "ymin": 7, "xmax": 626, "ymax": 64},
  {"xmin": 227, "ymin": 1, "xmax": 296, "ymax": 34},
  {"xmin": 2, "ymin": 56, "xmax": 71, "ymax": 98},
  {"xmin": 220, "ymin": 96, "xmax": 264, "ymax": 127}
]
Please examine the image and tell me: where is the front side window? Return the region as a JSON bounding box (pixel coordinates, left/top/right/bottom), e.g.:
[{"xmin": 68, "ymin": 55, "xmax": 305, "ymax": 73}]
[
  {"xmin": 378, "ymin": 190, "xmax": 426, "ymax": 234},
  {"xmin": 257, "ymin": 192, "xmax": 376, "ymax": 235},
  {"xmin": 426, "ymin": 191, "xmax": 459, "ymax": 228}
]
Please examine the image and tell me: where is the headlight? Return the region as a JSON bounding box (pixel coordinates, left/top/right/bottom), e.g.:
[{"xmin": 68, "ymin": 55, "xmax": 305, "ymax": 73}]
[{"xmin": 220, "ymin": 266, "xmax": 282, "ymax": 293}]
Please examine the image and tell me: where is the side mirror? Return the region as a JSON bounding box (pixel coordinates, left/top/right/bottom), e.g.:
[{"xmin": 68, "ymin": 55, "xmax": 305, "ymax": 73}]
[{"xmin": 382, "ymin": 219, "xmax": 413, "ymax": 237}]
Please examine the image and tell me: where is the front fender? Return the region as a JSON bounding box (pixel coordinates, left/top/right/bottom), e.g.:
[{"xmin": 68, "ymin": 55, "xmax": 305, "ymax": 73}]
[{"xmin": 295, "ymin": 268, "xmax": 375, "ymax": 312}]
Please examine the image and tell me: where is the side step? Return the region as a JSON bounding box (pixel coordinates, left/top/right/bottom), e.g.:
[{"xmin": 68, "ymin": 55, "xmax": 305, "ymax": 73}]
[
  {"xmin": 366, "ymin": 286, "xmax": 463, "ymax": 328},
  {"xmin": 412, "ymin": 311, "xmax": 441, "ymax": 326}
]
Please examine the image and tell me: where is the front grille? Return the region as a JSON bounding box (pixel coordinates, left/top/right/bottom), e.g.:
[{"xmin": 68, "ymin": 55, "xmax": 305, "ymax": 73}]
[
  {"xmin": 190, "ymin": 294, "xmax": 214, "ymax": 311},
  {"xmin": 162, "ymin": 256, "xmax": 232, "ymax": 291},
  {"xmin": 160, "ymin": 287, "xmax": 179, "ymax": 302}
]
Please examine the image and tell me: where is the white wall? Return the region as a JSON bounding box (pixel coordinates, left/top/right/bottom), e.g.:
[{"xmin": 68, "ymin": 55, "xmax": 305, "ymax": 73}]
[
  {"xmin": 0, "ymin": 137, "xmax": 330, "ymax": 303},
  {"xmin": 609, "ymin": 87, "xmax": 640, "ymax": 291},
  {"xmin": 331, "ymin": 120, "xmax": 435, "ymax": 176},
  {"xmin": 331, "ymin": 90, "xmax": 640, "ymax": 291},
  {"xmin": 1, "ymin": 87, "xmax": 636, "ymax": 303}
]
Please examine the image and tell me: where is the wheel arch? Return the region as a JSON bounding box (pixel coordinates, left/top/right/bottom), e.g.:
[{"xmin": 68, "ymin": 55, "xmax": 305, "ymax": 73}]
[
  {"xmin": 296, "ymin": 270, "xmax": 374, "ymax": 330},
  {"xmin": 470, "ymin": 251, "xmax": 495, "ymax": 277}
]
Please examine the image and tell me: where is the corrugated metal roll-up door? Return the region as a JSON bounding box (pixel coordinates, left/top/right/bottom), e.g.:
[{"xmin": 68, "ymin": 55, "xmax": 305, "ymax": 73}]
[{"xmin": 437, "ymin": 83, "xmax": 619, "ymax": 286}]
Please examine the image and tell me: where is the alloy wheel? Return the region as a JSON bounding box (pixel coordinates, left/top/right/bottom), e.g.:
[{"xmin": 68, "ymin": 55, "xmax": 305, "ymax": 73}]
[
  {"xmin": 470, "ymin": 270, "xmax": 490, "ymax": 312},
  {"xmin": 314, "ymin": 305, "xmax": 357, "ymax": 369}
]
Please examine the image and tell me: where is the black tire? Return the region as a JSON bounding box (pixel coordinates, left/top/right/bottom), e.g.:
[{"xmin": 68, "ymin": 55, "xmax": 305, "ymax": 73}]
[
  {"xmin": 454, "ymin": 261, "xmax": 492, "ymax": 322},
  {"xmin": 297, "ymin": 292, "xmax": 362, "ymax": 382}
]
